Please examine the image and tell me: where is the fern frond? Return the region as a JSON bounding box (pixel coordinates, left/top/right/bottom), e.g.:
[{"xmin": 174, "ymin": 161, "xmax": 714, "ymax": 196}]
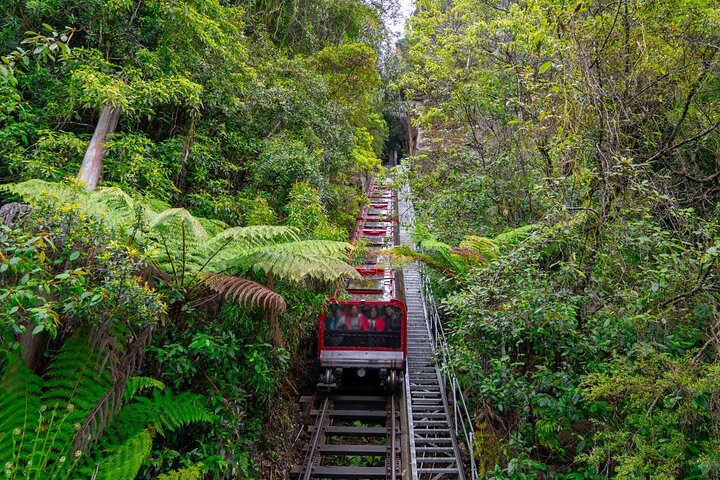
[
  {"xmin": 3, "ymin": 179, "xmax": 81, "ymax": 205},
  {"xmin": 0, "ymin": 354, "xmax": 42, "ymax": 465},
  {"xmin": 417, "ymin": 238, "xmax": 452, "ymax": 254},
  {"xmin": 4, "ymin": 181, "xmax": 156, "ymax": 235},
  {"xmin": 95, "ymin": 429, "xmax": 153, "ymax": 480},
  {"xmin": 450, "ymin": 247, "xmax": 486, "ymax": 267},
  {"xmin": 102, "ymin": 389, "xmax": 212, "ymax": 451},
  {"xmin": 85, "ymin": 187, "xmax": 158, "ymax": 233},
  {"xmin": 41, "ymin": 336, "xmax": 112, "ymax": 466},
  {"xmin": 242, "ymin": 251, "xmax": 360, "ymax": 282},
  {"xmin": 458, "ymin": 235, "xmax": 499, "ymax": 261},
  {"xmin": 386, "ymin": 245, "xmax": 460, "ymax": 280},
  {"xmin": 151, "ymin": 390, "xmax": 213, "ymax": 434},
  {"xmin": 123, "ymin": 376, "xmax": 166, "ymax": 402},
  {"xmin": 493, "ymin": 224, "xmax": 537, "ymax": 248},
  {"xmin": 204, "ymin": 225, "xmax": 300, "ymax": 270},
  {"xmin": 258, "ymin": 240, "xmax": 354, "ymax": 257},
  {"xmin": 203, "ymin": 273, "xmax": 287, "ymax": 315},
  {"xmin": 196, "ymin": 217, "xmax": 228, "ymax": 237}
]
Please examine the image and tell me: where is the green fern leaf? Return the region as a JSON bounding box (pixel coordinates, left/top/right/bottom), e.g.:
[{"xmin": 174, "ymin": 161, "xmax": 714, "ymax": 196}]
[
  {"xmin": 41, "ymin": 336, "xmax": 112, "ymax": 468},
  {"xmin": 493, "ymin": 224, "xmax": 538, "ymax": 248},
  {"xmin": 0, "ymin": 354, "xmax": 42, "ymax": 465},
  {"xmin": 146, "ymin": 208, "xmax": 210, "ymax": 274},
  {"xmin": 459, "ymin": 235, "xmax": 499, "ymax": 261},
  {"xmin": 242, "ymin": 250, "xmax": 360, "ymax": 282},
  {"xmin": 204, "ymin": 225, "xmax": 300, "ymax": 270},
  {"xmin": 95, "ymin": 429, "xmax": 153, "ymax": 480},
  {"xmin": 123, "ymin": 376, "xmax": 166, "ymax": 403}
]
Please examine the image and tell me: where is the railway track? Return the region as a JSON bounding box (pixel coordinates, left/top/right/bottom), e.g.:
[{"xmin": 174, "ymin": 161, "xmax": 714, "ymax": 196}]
[
  {"xmin": 291, "ymin": 176, "xmax": 473, "ymax": 479},
  {"xmin": 292, "ymin": 393, "xmax": 402, "ymax": 479}
]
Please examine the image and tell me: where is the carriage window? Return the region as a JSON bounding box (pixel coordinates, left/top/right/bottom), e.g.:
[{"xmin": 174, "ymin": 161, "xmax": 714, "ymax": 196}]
[{"xmin": 324, "ymin": 304, "xmax": 402, "ymax": 349}]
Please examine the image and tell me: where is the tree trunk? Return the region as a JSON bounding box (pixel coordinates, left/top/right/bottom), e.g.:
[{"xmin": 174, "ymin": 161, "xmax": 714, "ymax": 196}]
[
  {"xmin": 174, "ymin": 115, "xmax": 197, "ymax": 191},
  {"xmin": 19, "ymin": 324, "xmax": 48, "ymax": 371},
  {"xmin": 266, "ymin": 272, "xmax": 285, "ymax": 347},
  {"xmin": 78, "ymin": 105, "xmax": 121, "ymax": 190}
]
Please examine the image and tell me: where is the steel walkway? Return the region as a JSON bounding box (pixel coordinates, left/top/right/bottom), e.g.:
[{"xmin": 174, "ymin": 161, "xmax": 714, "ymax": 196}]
[{"xmin": 399, "ymin": 185, "xmax": 466, "ymax": 480}]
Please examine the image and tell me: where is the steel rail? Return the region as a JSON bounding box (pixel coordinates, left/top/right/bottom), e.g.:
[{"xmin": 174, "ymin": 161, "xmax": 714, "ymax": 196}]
[
  {"xmin": 294, "ymin": 393, "xmax": 402, "ymax": 480},
  {"xmin": 419, "ymin": 263, "xmax": 477, "ymax": 480},
  {"xmin": 388, "ymin": 394, "xmax": 398, "ymax": 480},
  {"xmin": 300, "ymin": 395, "xmax": 330, "ymax": 480}
]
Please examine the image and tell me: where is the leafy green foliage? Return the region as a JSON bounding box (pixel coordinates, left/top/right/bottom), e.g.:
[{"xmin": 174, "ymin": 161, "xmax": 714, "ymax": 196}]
[
  {"xmin": 0, "ymin": 194, "xmax": 163, "ymax": 350},
  {"xmin": 388, "ymin": 227, "xmax": 499, "ymax": 283},
  {"xmin": 6, "ymin": 180, "xmax": 358, "ymax": 283},
  {"xmin": 0, "ymin": 336, "xmax": 212, "ymax": 480},
  {"xmin": 0, "ymin": 0, "xmax": 394, "ymax": 476},
  {"xmin": 403, "ymin": 0, "xmax": 720, "ymax": 477}
]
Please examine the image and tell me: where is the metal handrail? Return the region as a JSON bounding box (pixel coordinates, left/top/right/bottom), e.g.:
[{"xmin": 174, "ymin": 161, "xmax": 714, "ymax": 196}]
[
  {"xmin": 398, "ymin": 169, "xmax": 476, "ymax": 478},
  {"xmin": 419, "ymin": 271, "xmax": 478, "ymax": 479}
]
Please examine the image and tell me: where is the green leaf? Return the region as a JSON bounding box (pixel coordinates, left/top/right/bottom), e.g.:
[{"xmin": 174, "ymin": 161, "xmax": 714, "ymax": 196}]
[{"xmin": 538, "ymin": 61, "xmax": 552, "ymax": 74}]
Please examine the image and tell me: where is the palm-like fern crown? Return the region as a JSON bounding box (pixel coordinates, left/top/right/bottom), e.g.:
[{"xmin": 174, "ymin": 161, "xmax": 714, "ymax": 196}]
[
  {"xmin": 387, "ymin": 228, "xmax": 504, "ymax": 280},
  {"xmin": 6, "ymin": 180, "xmax": 356, "ymax": 279},
  {"xmin": 4, "ymin": 180, "xmax": 359, "ymax": 314}
]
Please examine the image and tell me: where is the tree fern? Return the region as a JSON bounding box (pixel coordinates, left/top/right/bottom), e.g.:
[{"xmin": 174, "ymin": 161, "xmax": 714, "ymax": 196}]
[
  {"xmin": 388, "ymin": 233, "xmax": 500, "ymax": 281},
  {"xmin": 147, "ymin": 208, "xmax": 211, "ymax": 274},
  {"xmin": 388, "ymin": 244, "xmax": 463, "ymax": 280},
  {"xmin": 7, "ymin": 180, "xmax": 359, "ymax": 345}
]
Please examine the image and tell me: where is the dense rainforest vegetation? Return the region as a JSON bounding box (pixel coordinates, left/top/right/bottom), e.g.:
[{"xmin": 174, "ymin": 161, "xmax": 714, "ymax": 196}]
[
  {"xmin": 0, "ymin": 0, "xmax": 394, "ymax": 478},
  {"xmin": 2, "ymin": 0, "xmax": 720, "ymax": 478},
  {"xmin": 400, "ymin": 0, "xmax": 720, "ymax": 478}
]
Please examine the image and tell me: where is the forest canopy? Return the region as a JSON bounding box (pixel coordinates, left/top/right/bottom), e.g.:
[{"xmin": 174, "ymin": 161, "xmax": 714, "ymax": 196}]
[{"xmin": 2, "ymin": 0, "xmax": 720, "ymax": 478}]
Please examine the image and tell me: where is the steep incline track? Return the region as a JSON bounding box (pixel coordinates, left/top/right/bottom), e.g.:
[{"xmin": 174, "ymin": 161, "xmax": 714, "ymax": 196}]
[
  {"xmin": 292, "ymin": 394, "xmax": 401, "ymax": 479},
  {"xmin": 292, "ymin": 179, "xmax": 471, "ymax": 479}
]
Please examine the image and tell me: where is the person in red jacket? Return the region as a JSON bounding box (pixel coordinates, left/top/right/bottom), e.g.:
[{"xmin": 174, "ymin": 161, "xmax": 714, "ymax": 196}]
[
  {"xmin": 365, "ymin": 306, "xmax": 385, "ymax": 332},
  {"xmin": 346, "ymin": 305, "xmax": 369, "ymax": 331}
]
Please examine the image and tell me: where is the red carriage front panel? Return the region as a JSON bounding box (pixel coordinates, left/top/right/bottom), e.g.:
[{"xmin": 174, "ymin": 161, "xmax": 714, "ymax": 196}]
[{"xmin": 318, "ymin": 300, "xmax": 407, "ymax": 365}]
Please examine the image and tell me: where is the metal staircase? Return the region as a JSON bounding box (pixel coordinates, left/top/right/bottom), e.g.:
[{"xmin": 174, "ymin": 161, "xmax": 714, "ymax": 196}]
[{"xmin": 399, "ymin": 183, "xmax": 476, "ymax": 480}]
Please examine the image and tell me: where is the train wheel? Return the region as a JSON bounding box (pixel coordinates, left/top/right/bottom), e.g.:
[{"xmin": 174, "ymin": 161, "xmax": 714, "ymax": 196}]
[
  {"xmin": 318, "ymin": 368, "xmax": 337, "ymax": 392},
  {"xmin": 386, "ymin": 369, "xmax": 401, "ymax": 392}
]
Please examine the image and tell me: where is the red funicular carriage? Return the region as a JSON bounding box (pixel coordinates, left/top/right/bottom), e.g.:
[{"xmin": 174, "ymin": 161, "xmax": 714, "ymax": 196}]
[{"xmin": 317, "ymin": 179, "xmax": 407, "ymax": 391}]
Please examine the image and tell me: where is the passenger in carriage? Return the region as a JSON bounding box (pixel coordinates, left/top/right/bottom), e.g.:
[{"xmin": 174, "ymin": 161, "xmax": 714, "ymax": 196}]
[
  {"xmin": 364, "ymin": 306, "xmax": 385, "ymax": 331},
  {"xmin": 325, "ymin": 306, "xmax": 346, "ymax": 346},
  {"xmin": 328, "ymin": 306, "xmax": 347, "ymax": 330},
  {"xmin": 384, "ymin": 306, "xmax": 401, "ymax": 331},
  {"xmin": 346, "ymin": 305, "xmax": 368, "ymax": 330}
]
